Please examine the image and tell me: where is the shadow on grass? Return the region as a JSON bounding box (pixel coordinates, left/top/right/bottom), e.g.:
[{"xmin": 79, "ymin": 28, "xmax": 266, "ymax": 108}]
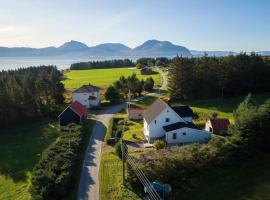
[{"xmin": 0, "ymin": 121, "xmax": 60, "ymax": 182}]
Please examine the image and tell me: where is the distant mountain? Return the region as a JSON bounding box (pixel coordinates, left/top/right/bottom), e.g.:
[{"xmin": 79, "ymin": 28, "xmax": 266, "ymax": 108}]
[
  {"xmin": 133, "ymin": 40, "xmax": 191, "ymax": 56},
  {"xmin": 0, "ymin": 39, "xmax": 191, "ymax": 57},
  {"xmin": 0, "ymin": 39, "xmax": 266, "ymax": 58},
  {"xmin": 58, "ymin": 40, "xmax": 89, "ymax": 52}
]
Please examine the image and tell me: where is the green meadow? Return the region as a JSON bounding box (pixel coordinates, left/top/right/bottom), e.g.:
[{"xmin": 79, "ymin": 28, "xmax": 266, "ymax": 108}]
[
  {"xmin": 63, "ymin": 68, "xmax": 162, "ymax": 90},
  {"xmin": 0, "ymin": 122, "xmax": 61, "ymax": 200}
]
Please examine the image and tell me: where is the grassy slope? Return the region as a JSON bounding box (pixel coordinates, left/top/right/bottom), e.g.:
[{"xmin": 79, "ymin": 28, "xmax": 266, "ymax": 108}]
[
  {"xmin": 63, "ymin": 68, "xmax": 162, "ymax": 90},
  {"xmin": 188, "ymin": 93, "xmax": 270, "ymax": 128},
  {"xmin": 189, "ymin": 153, "xmax": 270, "ymax": 200},
  {"xmin": 0, "ymin": 122, "xmax": 60, "ymax": 200},
  {"xmin": 99, "ymin": 152, "xmax": 140, "ymax": 200}
]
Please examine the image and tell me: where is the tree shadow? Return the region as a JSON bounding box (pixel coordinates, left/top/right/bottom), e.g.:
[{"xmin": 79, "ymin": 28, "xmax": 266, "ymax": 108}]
[{"xmin": 0, "ymin": 122, "xmax": 60, "ymax": 182}]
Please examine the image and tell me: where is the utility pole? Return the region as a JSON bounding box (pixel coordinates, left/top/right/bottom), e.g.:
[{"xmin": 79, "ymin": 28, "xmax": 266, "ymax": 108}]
[
  {"xmin": 122, "ymin": 90, "xmax": 131, "ymax": 186},
  {"xmin": 121, "ymin": 139, "xmax": 126, "ymax": 186}
]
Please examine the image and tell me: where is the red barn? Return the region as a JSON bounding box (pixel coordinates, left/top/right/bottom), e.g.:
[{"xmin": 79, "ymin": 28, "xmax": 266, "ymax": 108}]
[{"xmin": 205, "ymin": 118, "xmax": 230, "ymax": 135}]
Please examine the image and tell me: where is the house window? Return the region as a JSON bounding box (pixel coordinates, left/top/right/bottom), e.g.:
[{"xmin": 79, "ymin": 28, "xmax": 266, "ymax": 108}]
[
  {"xmin": 165, "ymin": 118, "xmax": 170, "ymax": 122},
  {"xmin": 92, "ymin": 92, "xmax": 95, "ymax": 95},
  {"xmin": 167, "ymin": 110, "xmax": 169, "ymax": 112},
  {"xmin": 154, "ymin": 120, "xmax": 157, "ymax": 124},
  {"xmin": 182, "ymin": 132, "xmax": 186, "ymax": 136},
  {"xmin": 172, "ymin": 133, "xmax": 177, "ymax": 140}
]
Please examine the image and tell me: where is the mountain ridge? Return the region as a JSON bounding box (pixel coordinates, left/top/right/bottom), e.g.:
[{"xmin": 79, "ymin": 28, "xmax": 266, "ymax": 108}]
[{"xmin": 0, "ymin": 40, "xmax": 268, "ymax": 57}]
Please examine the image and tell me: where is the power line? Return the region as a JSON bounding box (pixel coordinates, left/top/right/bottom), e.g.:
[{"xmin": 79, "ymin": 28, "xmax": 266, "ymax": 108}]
[{"xmin": 122, "ymin": 142, "xmax": 162, "ymax": 200}]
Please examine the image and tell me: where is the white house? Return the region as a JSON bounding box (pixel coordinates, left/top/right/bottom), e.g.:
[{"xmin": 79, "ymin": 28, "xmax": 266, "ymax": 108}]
[
  {"xmin": 72, "ymin": 85, "xmax": 100, "ymax": 109},
  {"xmin": 143, "ymin": 99, "xmax": 212, "ymax": 145}
]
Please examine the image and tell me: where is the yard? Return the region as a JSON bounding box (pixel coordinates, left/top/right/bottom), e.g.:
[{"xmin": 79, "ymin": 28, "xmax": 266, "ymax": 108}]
[
  {"xmin": 0, "ymin": 122, "xmax": 61, "ymax": 200},
  {"xmin": 99, "ymin": 152, "xmax": 140, "ymax": 200},
  {"xmin": 122, "ymin": 120, "xmax": 145, "ymax": 143},
  {"xmin": 63, "ymin": 67, "xmax": 162, "ymax": 90}
]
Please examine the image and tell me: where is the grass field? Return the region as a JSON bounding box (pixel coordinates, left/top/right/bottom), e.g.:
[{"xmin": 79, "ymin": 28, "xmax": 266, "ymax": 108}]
[
  {"xmin": 99, "ymin": 152, "xmax": 140, "ymax": 200},
  {"xmin": 63, "ymin": 68, "xmax": 162, "ymax": 90},
  {"xmin": 188, "ymin": 93, "xmax": 270, "ymax": 128},
  {"xmin": 0, "ymin": 122, "xmax": 61, "ymax": 200}
]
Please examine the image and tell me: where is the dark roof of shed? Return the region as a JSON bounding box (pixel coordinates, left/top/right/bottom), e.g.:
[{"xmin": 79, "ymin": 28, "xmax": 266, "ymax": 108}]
[
  {"xmin": 163, "ymin": 121, "xmax": 199, "ymax": 132},
  {"xmin": 73, "ymin": 85, "xmax": 100, "ymax": 93},
  {"xmin": 171, "ymin": 106, "xmax": 194, "ymax": 118},
  {"xmin": 143, "ymin": 99, "xmax": 167, "ymax": 123}
]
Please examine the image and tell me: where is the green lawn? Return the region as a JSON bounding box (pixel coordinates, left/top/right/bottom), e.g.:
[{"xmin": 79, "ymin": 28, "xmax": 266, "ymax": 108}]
[
  {"xmin": 99, "ymin": 152, "xmax": 140, "ymax": 200},
  {"xmin": 123, "ymin": 120, "xmax": 145, "ymax": 142},
  {"xmin": 188, "ymin": 153, "xmax": 270, "ymax": 200},
  {"xmin": 0, "ymin": 122, "xmax": 61, "ymax": 200},
  {"xmin": 63, "ymin": 68, "xmax": 162, "ymax": 90},
  {"xmin": 186, "ymin": 93, "xmax": 270, "ymax": 128}
]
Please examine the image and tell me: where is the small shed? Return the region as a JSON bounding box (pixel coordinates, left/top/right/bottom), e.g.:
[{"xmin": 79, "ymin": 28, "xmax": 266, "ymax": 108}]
[
  {"xmin": 128, "ymin": 109, "xmax": 144, "ymax": 120},
  {"xmin": 140, "ymin": 67, "xmax": 153, "ymax": 75},
  {"xmin": 58, "ymin": 101, "xmax": 87, "ymax": 128},
  {"xmin": 205, "ymin": 118, "xmax": 230, "ymax": 135}
]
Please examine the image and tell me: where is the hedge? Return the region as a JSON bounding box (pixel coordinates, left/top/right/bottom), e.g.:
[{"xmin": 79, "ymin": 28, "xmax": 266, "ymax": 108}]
[{"xmin": 29, "ymin": 124, "xmax": 84, "ymax": 200}]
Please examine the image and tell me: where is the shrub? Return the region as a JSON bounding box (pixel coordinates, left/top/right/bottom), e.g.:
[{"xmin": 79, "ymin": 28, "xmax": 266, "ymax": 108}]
[
  {"xmin": 107, "ymin": 138, "xmax": 116, "ymax": 146},
  {"xmin": 154, "ymin": 140, "xmax": 166, "ymax": 150},
  {"xmin": 29, "ymin": 124, "xmax": 83, "ymax": 200},
  {"xmin": 104, "ymin": 85, "xmax": 121, "ymax": 104},
  {"xmin": 115, "ymin": 141, "xmax": 122, "ymax": 159}
]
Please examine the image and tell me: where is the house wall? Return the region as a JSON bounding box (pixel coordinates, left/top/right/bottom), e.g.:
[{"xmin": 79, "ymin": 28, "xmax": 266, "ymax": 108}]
[
  {"xmin": 143, "ymin": 105, "xmax": 185, "ymax": 142},
  {"xmin": 166, "ymin": 128, "xmax": 212, "ymax": 145},
  {"xmin": 128, "ymin": 113, "xmax": 143, "ymax": 120},
  {"xmin": 89, "ymin": 91, "xmax": 100, "ymax": 107},
  {"xmin": 72, "ymin": 91, "xmax": 100, "ymax": 109},
  {"xmin": 205, "ymin": 120, "xmax": 213, "ymax": 132}
]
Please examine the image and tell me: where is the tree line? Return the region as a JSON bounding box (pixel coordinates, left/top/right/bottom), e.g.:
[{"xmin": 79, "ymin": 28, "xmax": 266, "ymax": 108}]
[
  {"xmin": 168, "ymin": 53, "xmax": 270, "ymax": 101},
  {"xmin": 70, "ymin": 57, "xmax": 172, "ymax": 70},
  {"xmin": 105, "ymin": 74, "xmax": 155, "ymax": 103},
  {"xmin": 70, "ymin": 59, "xmax": 135, "ymax": 70},
  {"xmin": 0, "ymin": 66, "xmax": 65, "ymax": 128}
]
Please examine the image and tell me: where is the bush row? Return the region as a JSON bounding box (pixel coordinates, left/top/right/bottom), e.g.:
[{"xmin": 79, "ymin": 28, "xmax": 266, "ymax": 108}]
[{"xmin": 30, "ymin": 124, "xmax": 84, "ymax": 200}]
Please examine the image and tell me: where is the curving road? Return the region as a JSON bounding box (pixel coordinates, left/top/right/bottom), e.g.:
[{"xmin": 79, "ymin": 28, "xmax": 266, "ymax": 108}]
[{"xmin": 77, "ymin": 67, "xmax": 167, "ymax": 200}]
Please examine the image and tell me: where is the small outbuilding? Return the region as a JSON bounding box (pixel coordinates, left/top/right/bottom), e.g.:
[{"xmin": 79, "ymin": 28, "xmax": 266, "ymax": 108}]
[
  {"xmin": 58, "ymin": 101, "xmax": 87, "ymax": 128},
  {"xmin": 140, "ymin": 67, "xmax": 153, "ymax": 75},
  {"xmin": 128, "ymin": 109, "xmax": 144, "ymax": 120},
  {"xmin": 205, "ymin": 118, "xmax": 230, "ymax": 135}
]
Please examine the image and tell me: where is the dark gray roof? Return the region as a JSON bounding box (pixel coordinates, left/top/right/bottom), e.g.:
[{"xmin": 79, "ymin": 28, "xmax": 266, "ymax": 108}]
[
  {"xmin": 170, "ymin": 106, "xmax": 194, "ymax": 118},
  {"xmin": 73, "ymin": 85, "xmax": 100, "ymax": 93},
  {"xmin": 143, "ymin": 99, "xmax": 167, "ymax": 123},
  {"xmin": 163, "ymin": 121, "xmax": 199, "ymax": 132}
]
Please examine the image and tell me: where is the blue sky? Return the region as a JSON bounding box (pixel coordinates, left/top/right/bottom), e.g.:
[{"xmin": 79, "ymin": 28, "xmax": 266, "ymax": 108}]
[{"xmin": 0, "ymin": 0, "xmax": 269, "ymax": 51}]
